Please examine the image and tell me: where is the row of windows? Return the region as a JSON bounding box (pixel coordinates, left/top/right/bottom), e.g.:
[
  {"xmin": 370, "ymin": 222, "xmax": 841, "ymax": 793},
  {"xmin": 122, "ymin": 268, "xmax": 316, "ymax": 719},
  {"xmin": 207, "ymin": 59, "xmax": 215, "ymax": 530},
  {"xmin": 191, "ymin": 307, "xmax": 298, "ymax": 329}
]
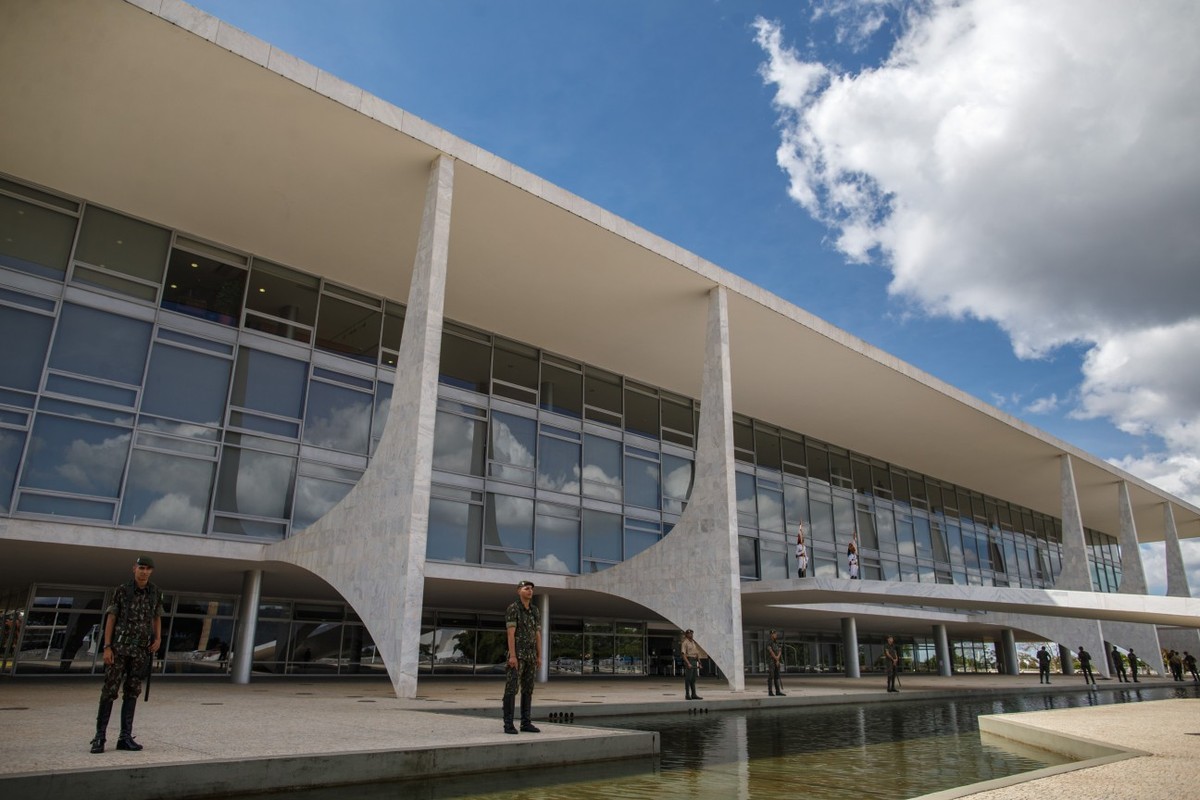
[{"xmin": 0, "ymin": 172, "xmax": 1122, "ymax": 591}]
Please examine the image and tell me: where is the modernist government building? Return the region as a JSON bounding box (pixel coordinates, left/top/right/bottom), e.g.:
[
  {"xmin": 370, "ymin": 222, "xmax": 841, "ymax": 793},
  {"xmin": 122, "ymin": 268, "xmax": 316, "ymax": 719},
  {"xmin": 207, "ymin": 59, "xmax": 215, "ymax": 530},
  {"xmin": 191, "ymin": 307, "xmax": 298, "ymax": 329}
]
[{"xmin": 2, "ymin": 0, "xmax": 1198, "ymax": 696}]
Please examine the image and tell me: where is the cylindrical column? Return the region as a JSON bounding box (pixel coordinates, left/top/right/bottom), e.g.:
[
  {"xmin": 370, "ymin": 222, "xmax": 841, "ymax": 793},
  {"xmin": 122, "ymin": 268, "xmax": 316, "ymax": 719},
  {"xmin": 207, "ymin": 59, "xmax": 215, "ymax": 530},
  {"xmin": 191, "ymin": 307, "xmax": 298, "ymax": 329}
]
[
  {"xmin": 1001, "ymin": 629, "xmax": 1019, "ymax": 676},
  {"xmin": 1059, "ymin": 644, "xmax": 1075, "ymax": 676},
  {"xmin": 841, "ymin": 617, "xmax": 860, "ymax": 678},
  {"xmin": 932, "ymin": 624, "xmax": 952, "ymax": 677},
  {"xmin": 537, "ymin": 592, "xmax": 549, "ymax": 683},
  {"xmin": 231, "ymin": 569, "xmax": 263, "ymax": 685}
]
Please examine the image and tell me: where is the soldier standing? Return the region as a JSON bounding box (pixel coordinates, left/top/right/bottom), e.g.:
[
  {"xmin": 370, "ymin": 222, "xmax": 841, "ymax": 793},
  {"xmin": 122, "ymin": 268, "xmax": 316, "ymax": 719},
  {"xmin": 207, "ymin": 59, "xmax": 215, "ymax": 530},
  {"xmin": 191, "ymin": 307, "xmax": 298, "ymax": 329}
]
[
  {"xmin": 502, "ymin": 579, "xmax": 542, "ymax": 734},
  {"xmin": 766, "ymin": 630, "xmax": 786, "ymax": 696},
  {"xmin": 89, "ymin": 556, "xmax": 162, "ymax": 753}
]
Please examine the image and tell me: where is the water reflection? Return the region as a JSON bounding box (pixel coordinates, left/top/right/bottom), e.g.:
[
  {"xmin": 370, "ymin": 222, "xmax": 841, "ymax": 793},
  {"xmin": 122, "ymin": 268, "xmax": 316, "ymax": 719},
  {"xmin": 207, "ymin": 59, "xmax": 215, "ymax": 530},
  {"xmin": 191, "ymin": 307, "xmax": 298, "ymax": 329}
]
[{"xmin": 224, "ymin": 686, "xmax": 1199, "ymax": 800}]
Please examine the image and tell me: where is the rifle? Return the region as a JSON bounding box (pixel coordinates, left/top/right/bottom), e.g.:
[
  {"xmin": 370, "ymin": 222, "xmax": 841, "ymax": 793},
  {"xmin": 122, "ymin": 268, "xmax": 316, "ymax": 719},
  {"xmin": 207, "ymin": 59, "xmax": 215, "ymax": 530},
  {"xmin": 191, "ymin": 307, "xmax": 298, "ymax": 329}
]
[{"xmin": 144, "ymin": 650, "xmax": 154, "ymax": 701}]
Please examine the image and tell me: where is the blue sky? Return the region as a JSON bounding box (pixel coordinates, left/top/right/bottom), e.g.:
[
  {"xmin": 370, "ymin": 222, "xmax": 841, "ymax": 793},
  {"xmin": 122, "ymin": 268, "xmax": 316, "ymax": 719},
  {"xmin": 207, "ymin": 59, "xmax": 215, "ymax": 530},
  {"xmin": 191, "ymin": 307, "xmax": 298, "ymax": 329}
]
[{"xmin": 186, "ymin": 0, "xmax": 1199, "ymax": 593}]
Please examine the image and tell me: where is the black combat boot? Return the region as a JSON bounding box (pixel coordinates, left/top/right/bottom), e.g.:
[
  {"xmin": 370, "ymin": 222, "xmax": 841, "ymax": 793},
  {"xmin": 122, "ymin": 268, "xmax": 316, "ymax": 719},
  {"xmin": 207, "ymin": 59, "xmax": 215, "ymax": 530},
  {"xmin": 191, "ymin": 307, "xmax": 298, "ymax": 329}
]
[
  {"xmin": 116, "ymin": 695, "xmax": 143, "ymax": 751},
  {"xmin": 90, "ymin": 697, "xmax": 113, "ymax": 753},
  {"xmin": 519, "ymin": 694, "xmax": 540, "ymax": 733},
  {"xmin": 502, "ymin": 695, "xmax": 518, "ymax": 734}
]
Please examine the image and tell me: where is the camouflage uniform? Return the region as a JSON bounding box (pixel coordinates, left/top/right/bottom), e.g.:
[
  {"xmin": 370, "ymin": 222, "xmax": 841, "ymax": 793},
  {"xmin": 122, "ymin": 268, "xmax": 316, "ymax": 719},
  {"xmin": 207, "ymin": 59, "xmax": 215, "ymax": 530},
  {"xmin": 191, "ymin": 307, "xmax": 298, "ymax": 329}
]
[
  {"xmin": 504, "ymin": 600, "xmax": 540, "ymax": 698},
  {"xmin": 101, "ymin": 580, "xmax": 163, "ymax": 701}
]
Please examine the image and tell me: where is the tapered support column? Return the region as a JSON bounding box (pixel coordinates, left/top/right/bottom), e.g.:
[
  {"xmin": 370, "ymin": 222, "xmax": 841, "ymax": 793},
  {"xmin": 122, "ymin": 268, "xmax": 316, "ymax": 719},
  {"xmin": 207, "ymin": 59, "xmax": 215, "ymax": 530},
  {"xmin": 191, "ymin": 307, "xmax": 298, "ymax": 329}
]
[
  {"xmin": 231, "ymin": 569, "xmax": 262, "ymax": 685},
  {"xmin": 1103, "ymin": 482, "xmax": 1162, "ymax": 668},
  {"xmin": 1163, "ymin": 503, "xmax": 1191, "ymax": 598},
  {"xmin": 932, "ymin": 624, "xmax": 952, "ymax": 677},
  {"xmin": 1057, "ymin": 455, "xmax": 1092, "ymax": 590},
  {"xmin": 841, "ymin": 617, "xmax": 860, "ymax": 678},
  {"xmin": 1059, "ymin": 644, "xmax": 1074, "ymax": 676}
]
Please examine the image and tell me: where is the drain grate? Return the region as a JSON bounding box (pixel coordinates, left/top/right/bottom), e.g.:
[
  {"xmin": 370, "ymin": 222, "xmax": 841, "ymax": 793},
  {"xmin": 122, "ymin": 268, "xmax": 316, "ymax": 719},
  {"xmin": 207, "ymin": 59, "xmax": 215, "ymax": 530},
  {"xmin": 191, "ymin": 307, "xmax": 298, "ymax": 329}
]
[{"xmin": 0, "ymin": 707, "xmax": 30, "ymax": 711}]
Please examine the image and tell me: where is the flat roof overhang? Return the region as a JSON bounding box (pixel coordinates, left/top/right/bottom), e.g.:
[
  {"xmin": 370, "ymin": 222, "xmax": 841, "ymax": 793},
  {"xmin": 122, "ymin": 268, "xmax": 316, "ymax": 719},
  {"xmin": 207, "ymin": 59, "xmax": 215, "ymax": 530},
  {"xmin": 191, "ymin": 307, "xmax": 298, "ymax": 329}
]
[{"xmin": 2, "ymin": 0, "xmax": 1197, "ymax": 546}]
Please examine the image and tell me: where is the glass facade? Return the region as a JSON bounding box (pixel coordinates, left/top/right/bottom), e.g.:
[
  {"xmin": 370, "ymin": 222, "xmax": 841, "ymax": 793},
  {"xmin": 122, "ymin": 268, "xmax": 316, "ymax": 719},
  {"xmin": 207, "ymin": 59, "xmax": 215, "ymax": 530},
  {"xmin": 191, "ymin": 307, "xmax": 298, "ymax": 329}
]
[{"xmin": 0, "ymin": 171, "xmax": 1136, "ymax": 679}]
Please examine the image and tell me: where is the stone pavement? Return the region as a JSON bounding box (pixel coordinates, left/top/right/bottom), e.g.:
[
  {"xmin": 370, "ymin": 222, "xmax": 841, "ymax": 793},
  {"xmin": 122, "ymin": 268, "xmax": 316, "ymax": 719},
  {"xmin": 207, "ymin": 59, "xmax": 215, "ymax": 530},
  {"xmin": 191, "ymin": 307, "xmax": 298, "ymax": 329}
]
[{"xmin": 0, "ymin": 672, "xmax": 1195, "ymax": 799}]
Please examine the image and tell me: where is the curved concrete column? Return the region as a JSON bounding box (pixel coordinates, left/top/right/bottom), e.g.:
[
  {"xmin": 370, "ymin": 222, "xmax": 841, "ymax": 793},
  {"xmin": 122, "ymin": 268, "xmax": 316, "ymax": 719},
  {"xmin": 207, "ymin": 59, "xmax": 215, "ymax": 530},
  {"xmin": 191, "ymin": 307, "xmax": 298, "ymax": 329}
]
[
  {"xmin": 266, "ymin": 155, "xmax": 455, "ymax": 698},
  {"xmin": 1057, "ymin": 455, "xmax": 1092, "ymax": 591},
  {"xmin": 1163, "ymin": 502, "xmax": 1191, "ymax": 598},
  {"xmin": 984, "ymin": 611, "xmax": 1107, "ymax": 677},
  {"xmin": 573, "ymin": 286, "xmax": 744, "ymax": 690},
  {"xmin": 841, "ymin": 617, "xmax": 860, "ymax": 678},
  {"xmin": 932, "ymin": 624, "xmax": 952, "ymax": 676},
  {"xmin": 1117, "ymin": 482, "xmax": 1149, "ymax": 594},
  {"xmin": 1000, "ymin": 629, "xmax": 1019, "ymax": 676}
]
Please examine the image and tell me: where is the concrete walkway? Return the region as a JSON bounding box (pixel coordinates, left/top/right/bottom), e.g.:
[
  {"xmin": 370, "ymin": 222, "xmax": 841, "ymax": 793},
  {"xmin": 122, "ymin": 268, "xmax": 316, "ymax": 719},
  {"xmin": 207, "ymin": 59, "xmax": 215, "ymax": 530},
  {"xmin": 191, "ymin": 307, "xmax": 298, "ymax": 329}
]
[{"xmin": 0, "ymin": 672, "xmax": 1196, "ymax": 799}]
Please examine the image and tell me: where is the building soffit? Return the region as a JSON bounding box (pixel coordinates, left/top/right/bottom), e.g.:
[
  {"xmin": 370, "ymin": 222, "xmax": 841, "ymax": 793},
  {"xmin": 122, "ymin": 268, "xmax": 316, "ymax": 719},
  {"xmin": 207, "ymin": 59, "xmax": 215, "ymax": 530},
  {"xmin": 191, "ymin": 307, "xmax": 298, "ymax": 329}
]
[{"xmin": 0, "ymin": 0, "xmax": 1196, "ymax": 545}]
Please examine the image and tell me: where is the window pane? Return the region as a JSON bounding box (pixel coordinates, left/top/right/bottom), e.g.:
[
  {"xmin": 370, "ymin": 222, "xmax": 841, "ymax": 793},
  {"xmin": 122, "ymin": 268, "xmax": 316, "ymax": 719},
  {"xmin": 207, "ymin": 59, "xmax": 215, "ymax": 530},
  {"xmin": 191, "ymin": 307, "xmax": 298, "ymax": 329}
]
[
  {"xmin": 624, "ymin": 388, "xmax": 658, "ymax": 439},
  {"xmin": 315, "ymin": 294, "xmax": 381, "ymax": 363},
  {"xmin": 230, "ymin": 348, "xmax": 307, "ymax": 420},
  {"xmin": 49, "ymin": 304, "xmax": 152, "ymax": 385},
  {"xmin": 22, "ymin": 416, "xmax": 131, "ymax": 496},
  {"xmin": 484, "ymin": 493, "xmax": 533, "ymax": 550},
  {"xmin": 582, "ymin": 509, "xmax": 622, "ymax": 562},
  {"xmin": 432, "ymin": 409, "xmax": 486, "ymax": 476},
  {"xmin": 755, "ymin": 428, "xmax": 782, "ymax": 471},
  {"xmin": 757, "ymin": 483, "xmax": 785, "ymax": 533},
  {"xmin": 303, "ymin": 381, "xmax": 372, "ymax": 455},
  {"xmin": 583, "ymin": 367, "xmax": 621, "ymax": 422},
  {"xmin": 489, "ymin": 412, "xmax": 535, "ymax": 484},
  {"xmin": 661, "ymin": 453, "xmax": 693, "ymax": 513},
  {"xmin": 623, "ymin": 454, "xmax": 660, "ymax": 510},
  {"xmin": 582, "ymin": 434, "xmax": 621, "ymax": 501},
  {"xmin": 540, "ymin": 362, "xmax": 582, "ymax": 418},
  {"xmin": 439, "ymin": 331, "xmax": 490, "ymax": 392},
  {"xmin": 537, "ymin": 433, "xmax": 581, "ymax": 493},
  {"xmin": 0, "ymin": 193, "xmax": 76, "ymax": 279},
  {"xmin": 0, "ymin": 428, "xmax": 25, "ymax": 512},
  {"xmin": 493, "ymin": 339, "xmax": 538, "ymax": 403},
  {"xmin": 292, "ymin": 475, "xmax": 355, "ymax": 531},
  {"xmin": 214, "ymin": 447, "xmax": 296, "ymax": 520},
  {"xmin": 141, "ymin": 343, "xmax": 232, "ymax": 426},
  {"xmin": 534, "ymin": 505, "xmax": 579, "ymax": 574},
  {"xmin": 74, "ymin": 206, "xmax": 169, "ymax": 283},
  {"xmin": 161, "ymin": 248, "xmax": 247, "ymax": 326},
  {"xmin": 0, "ymin": 304, "xmax": 53, "ymax": 392},
  {"xmin": 739, "ymin": 536, "xmax": 759, "ymax": 579},
  {"xmin": 381, "ymin": 301, "xmax": 405, "ymax": 355},
  {"xmin": 118, "ymin": 450, "xmax": 214, "ymax": 533},
  {"xmin": 661, "ymin": 398, "xmax": 693, "ymax": 441},
  {"xmin": 244, "ymin": 259, "xmax": 318, "ymax": 341},
  {"xmin": 624, "ymin": 525, "xmax": 659, "ymax": 559},
  {"xmin": 427, "ymin": 496, "xmax": 482, "ymax": 563},
  {"xmin": 736, "ymin": 471, "xmax": 756, "ymax": 526}
]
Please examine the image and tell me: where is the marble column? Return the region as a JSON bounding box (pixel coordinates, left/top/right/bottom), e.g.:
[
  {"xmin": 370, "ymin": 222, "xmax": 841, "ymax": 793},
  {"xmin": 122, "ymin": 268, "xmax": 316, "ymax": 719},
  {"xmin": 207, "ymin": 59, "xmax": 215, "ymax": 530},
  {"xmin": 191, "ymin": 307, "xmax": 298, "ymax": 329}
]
[
  {"xmin": 230, "ymin": 569, "xmax": 262, "ymax": 685},
  {"xmin": 932, "ymin": 624, "xmax": 952, "ymax": 677},
  {"xmin": 265, "ymin": 155, "xmax": 454, "ymax": 698},
  {"xmin": 841, "ymin": 617, "xmax": 860, "ymax": 678},
  {"xmin": 1059, "ymin": 644, "xmax": 1074, "ymax": 676},
  {"xmin": 1163, "ymin": 503, "xmax": 1192, "ymax": 598},
  {"xmin": 1056, "ymin": 455, "xmax": 1092, "ymax": 591},
  {"xmin": 1000, "ymin": 629, "xmax": 1019, "ymax": 676},
  {"xmin": 1102, "ymin": 482, "xmax": 1162, "ymax": 668}
]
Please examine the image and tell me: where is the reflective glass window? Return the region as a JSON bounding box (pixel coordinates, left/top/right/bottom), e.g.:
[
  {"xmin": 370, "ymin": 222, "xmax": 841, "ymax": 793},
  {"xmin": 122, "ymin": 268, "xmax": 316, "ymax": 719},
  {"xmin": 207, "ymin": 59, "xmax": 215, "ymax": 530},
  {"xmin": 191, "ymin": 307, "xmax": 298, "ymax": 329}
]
[
  {"xmin": 371, "ymin": 381, "xmax": 393, "ymax": 453},
  {"xmin": 540, "ymin": 360, "xmax": 582, "ymax": 418},
  {"xmin": 833, "ymin": 493, "xmax": 855, "ymax": 546},
  {"xmin": 303, "ymin": 380, "xmax": 372, "ymax": 455},
  {"xmin": 624, "ymin": 518, "xmax": 660, "ymax": 559},
  {"xmin": 230, "ymin": 348, "xmax": 307, "ymax": 420},
  {"xmin": 806, "ymin": 445, "xmax": 830, "ymax": 485},
  {"xmin": 755, "ymin": 428, "xmax": 782, "ymax": 471},
  {"xmin": 761, "ymin": 543, "xmax": 788, "ymax": 580},
  {"xmin": 783, "ymin": 482, "xmax": 809, "ymax": 529},
  {"xmin": 488, "ymin": 411, "xmax": 535, "ymax": 484},
  {"xmin": 582, "ymin": 434, "xmax": 621, "ymax": 501},
  {"xmin": 733, "ymin": 418, "xmax": 754, "ymax": 462},
  {"xmin": 857, "ymin": 506, "xmax": 878, "ymax": 549},
  {"xmin": 0, "ymin": 304, "xmax": 53, "ymax": 392},
  {"xmin": 739, "ymin": 536, "xmax": 759, "ymax": 579},
  {"xmin": 661, "ymin": 453, "xmax": 693, "ymax": 514},
  {"xmin": 0, "ymin": 428, "xmax": 25, "ymax": 512},
  {"xmin": 427, "ymin": 494, "xmax": 483, "ymax": 563},
  {"xmin": 537, "ymin": 428, "xmax": 581, "ymax": 493},
  {"xmin": 534, "ymin": 503, "xmax": 579, "ymax": 574},
  {"xmin": 484, "ymin": 493, "xmax": 533, "ymax": 550},
  {"xmin": 432, "ymin": 405, "xmax": 486, "ymax": 475},
  {"xmin": 243, "ymin": 260, "xmax": 319, "ymax": 344},
  {"xmin": 582, "ymin": 509, "xmax": 622, "ymax": 563},
  {"xmin": 0, "ymin": 193, "xmax": 76, "ymax": 279},
  {"xmin": 757, "ymin": 480, "xmax": 785, "ymax": 533},
  {"xmin": 493, "ymin": 339, "xmax": 538, "ymax": 404},
  {"xmin": 896, "ymin": 514, "xmax": 916, "ymax": 558},
  {"xmin": 380, "ymin": 301, "xmax": 405, "ymax": 358},
  {"xmin": 213, "ymin": 446, "xmax": 296, "ymax": 520},
  {"xmin": 736, "ymin": 471, "xmax": 756, "ymax": 527},
  {"xmin": 782, "ymin": 436, "xmax": 806, "ymax": 476},
  {"xmin": 661, "ymin": 397, "xmax": 694, "ymax": 446},
  {"xmin": 439, "ymin": 328, "xmax": 491, "ymax": 392},
  {"xmin": 809, "ymin": 498, "xmax": 834, "ymax": 545},
  {"xmin": 583, "ymin": 367, "xmax": 621, "ymax": 426},
  {"xmin": 291, "ymin": 475, "xmax": 355, "ymax": 531},
  {"xmin": 876, "ymin": 507, "xmax": 898, "ymax": 554},
  {"xmin": 49, "ymin": 304, "xmax": 152, "ymax": 385},
  {"xmin": 624, "ymin": 387, "xmax": 658, "ymax": 439},
  {"xmin": 141, "ymin": 343, "xmax": 232, "ymax": 426},
  {"xmin": 315, "ymin": 293, "xmax": 381, "ymax": 363},
  {"xmin": 624, "ymin": 450, "xmax": 660, "ymax": 510},
  {"xmin": 118, "ymin": 450, "xmax": 214, "ymax": 533},
  {"xmin": 161, "ymin": 247, "xmax": 247, "ymax": 326},
  {"xmin": 17, "ymin": 493, "xmax": 114, "ymax": 520},
  {"xmin": 74, "ymin": 206, "xmax": 169, "ymax": 283},
  {"xmin": 22, "ymin": 415, "xmax": 131, "ymax": 496}
]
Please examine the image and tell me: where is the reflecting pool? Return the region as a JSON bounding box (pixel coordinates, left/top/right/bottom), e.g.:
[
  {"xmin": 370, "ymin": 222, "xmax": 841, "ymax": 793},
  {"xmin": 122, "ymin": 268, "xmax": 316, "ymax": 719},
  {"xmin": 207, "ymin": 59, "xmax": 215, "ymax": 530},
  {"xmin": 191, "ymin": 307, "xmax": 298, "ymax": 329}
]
[{"xmin": 231, "ymin": 685, "xmax": 1199, "ymax": 799}]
